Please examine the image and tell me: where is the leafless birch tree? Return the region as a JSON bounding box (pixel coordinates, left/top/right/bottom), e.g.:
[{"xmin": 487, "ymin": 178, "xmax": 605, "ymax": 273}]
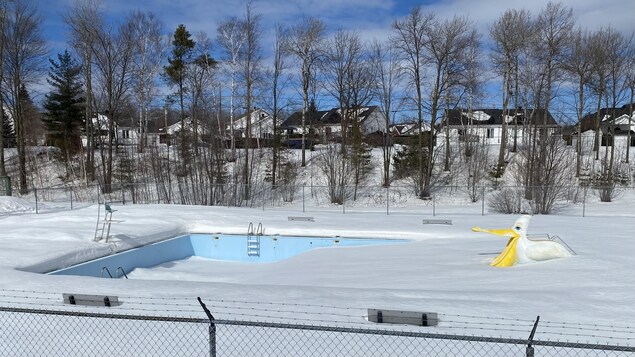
[
  {"xmin": 392, "ymin": 7, "xmax": 433, "ymax": 197},
  {"xmin": 284, "ymin": 17, "xmax": 326, "ymax": 167},
  {"xmin": 2, "ymin": 0, "xmax": 47, "ymax": 194}
]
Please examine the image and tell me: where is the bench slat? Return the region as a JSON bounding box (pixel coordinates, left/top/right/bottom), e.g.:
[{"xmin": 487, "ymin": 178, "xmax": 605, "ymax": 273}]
[
  {"xmin": 288, "ymin": 216, "xmax": 314, "ymax": 222},
  {"xmin": 422, "ymin": 219, "xmax": 452, "ymax": 225},
  {"xmin": 63, "ymin": 293, "xmax": 120, "ymax": 307}
]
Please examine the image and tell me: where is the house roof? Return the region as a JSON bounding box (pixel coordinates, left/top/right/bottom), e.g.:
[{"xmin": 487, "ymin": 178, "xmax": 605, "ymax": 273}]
[
  {"xmin": 442, "ymin": 108, "xmax": 559, "ymax": 127},
  {"xmin": 282, "ymin": 106, "xmax": 380, "ymax": 128},
  {"xmin": 389, "ymin": 122, "xmax": 430, "ymax": 135},
  {"xmin": 579, "ymin": 103, "xmax": 634, "ymax": 132},
  {"xmin": 281, "ymin": 109, "xmax": 329, "ymax": 127},
  {"xmin": 233, "ymin": 108, "xmax": 273, "ymax": 129}
]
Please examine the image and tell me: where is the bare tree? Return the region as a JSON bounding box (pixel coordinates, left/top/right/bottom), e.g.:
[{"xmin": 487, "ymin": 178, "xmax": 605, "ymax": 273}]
[
  {"xmin": 587, "ymin": 30, "xmax": 610, "ymax": 159},
  {"xmin": 2, "ymin": 0, "xmax": 47, "ymax": 194},
  {"xmin": 603, "ymin": 30, "xmax": 631, "ymax": 181},
  {"xmin": 396, "ymin": 13, "xmax": 480, "ymax": 194},
  {"xmin": 426, "ymin": 16, "xmax": 480, "ymax": 174},
  {"xmin": 129, "ymin": 10, "xmax": 166, "ymax": 154},
  {"xmin": 527, "ymin": 2, "xmax": 573, "ymax": 206},
  {"xmin": 65, "ymin": 0, "xmax": 102, "ymax": 183},
  {"xmin": 284, "ymin": 17, "xmax": 326, "ymax": 167},
  {"xmin": 392, "ymin": 7, "xmax": 434, "ymax": 197},
  {"xmin": 563, "ymin": 29, "xmax": 593, "ymax": 177},
  {"xmin": 626, "ymin": 41, "xmax": 635, "ymax": 164},
  {"xmin": 0, "ymin": 0, "xmax": 9, "ymax": 183},
  {"xmin": 371, "ymin": 39, "xmax": 401, "ymax": 187},
  {"xmin": 91, "ymin": 16, "xmax": 136, "ymax": 193},
  {"xmin": 322, "ymin": 29, "xmax": 375, "ymax": 199},
  {"xmin": 238, "ymin": 1, "xmax": 262, "ymax": 200},
  {"xmin": 217, "ymin": 16, "xmax": 246, "ymax": 160},
  {"xmin": 490, "ymin": 9, "xmax": 532, "ymax": 176},
  {"xmin": 316, "ymin": 143, "xmax": 354, "ymax": 204},
  {"xmin": 186, "ymin": 32, "xmax": 217, "ymax": 202},
  {"xmin": 323, "ymin": 29, "xmax": 362, "ymax": 147},
  {"xmin": 268, "ymin": 24, "xmax": 288, "ymax": 187}
]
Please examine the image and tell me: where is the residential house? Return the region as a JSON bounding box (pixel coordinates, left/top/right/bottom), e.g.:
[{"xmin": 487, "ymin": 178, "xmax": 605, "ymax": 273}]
[
  {"xmin": 440, "ymin": 108, "xmax": 560, "ymax": 146},
  {"xmin": 571, "ymin": 104, "xmax": 635, "ymax": 150},
  {"xmin": 230, "ymin": 108, "xmax": 275, "ymax": 139},
  {"xmin": 281, "ymin": 105, "xmax": 387, "ymax": 142},
  {"xmin": 83, "ymin": 113, "xmax": 168, "ymax": 148},
  {"xmin": 389, "ymin": 122, "xmax": 418, "ymax": 137}
]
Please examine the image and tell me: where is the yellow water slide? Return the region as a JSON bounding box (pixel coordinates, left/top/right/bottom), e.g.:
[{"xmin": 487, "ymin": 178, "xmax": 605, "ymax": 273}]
[{"xmin": 471, "ymin": 226, "xmax": 520, "ymax": 267}]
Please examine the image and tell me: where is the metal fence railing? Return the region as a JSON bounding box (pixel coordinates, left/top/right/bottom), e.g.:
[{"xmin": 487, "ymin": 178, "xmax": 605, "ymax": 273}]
[
  {"xmin": 11, "ymin": 182, "xmax": 635, "ymax": 217},
  {"xmin": 1, "ymin": 304, "xmax": 633, "ymax": 357}
]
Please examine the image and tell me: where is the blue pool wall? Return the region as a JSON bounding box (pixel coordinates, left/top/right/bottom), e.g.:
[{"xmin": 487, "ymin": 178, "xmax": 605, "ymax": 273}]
[{"xmin": 49, "ymin": 234, "xmax": 406, "ymax": 277}]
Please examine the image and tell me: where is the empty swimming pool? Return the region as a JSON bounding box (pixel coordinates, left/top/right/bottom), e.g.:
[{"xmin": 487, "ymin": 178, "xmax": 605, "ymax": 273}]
[{"xmin": 48, "ymin": 234, "xmax": 408, "ymax": 278}]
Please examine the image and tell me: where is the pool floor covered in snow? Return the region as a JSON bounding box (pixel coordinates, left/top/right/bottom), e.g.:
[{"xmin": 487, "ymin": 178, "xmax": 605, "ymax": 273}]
[{"xmin": 48, "ymin": 234, "xmax": 408, "ymax": 278}]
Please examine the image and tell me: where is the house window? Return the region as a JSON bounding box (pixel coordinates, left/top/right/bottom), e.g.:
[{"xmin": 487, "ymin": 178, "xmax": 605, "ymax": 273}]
[
  {"xmin": 486, "ymin": 128, "xmax": 494, "ymax": 138},
  {"xmin": 122, "ymin": 130, "xmax": 130, "ymax": 139}
]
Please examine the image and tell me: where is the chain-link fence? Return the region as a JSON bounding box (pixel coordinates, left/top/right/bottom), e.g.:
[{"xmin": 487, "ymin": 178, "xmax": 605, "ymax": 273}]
[
  {"xmin": 12, "ymin": 181, "xmax": 635, "ymax": 217},
  {"xmin": 1, "ymin": 304, "xmax": 633, "ymax": 357}
]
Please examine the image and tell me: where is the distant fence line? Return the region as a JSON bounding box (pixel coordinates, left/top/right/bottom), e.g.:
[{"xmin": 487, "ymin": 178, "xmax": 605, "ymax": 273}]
[
  {"xmin": 0, "ymin": 303, "xmax": 633, "ymax": 357},
  {"xmin": 10, "ymin": 181, "xmax": 635, "ymax": 217}
]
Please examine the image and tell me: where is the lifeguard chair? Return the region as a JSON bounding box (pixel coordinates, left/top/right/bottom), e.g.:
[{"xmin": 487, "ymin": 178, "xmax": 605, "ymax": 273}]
[{"xmin": 94, "ymin": 202, "xmax": 123, "ymax": 242}]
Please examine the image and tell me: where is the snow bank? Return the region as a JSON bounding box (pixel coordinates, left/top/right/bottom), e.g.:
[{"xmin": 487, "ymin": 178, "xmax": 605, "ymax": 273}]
[{"xmin": 0, "ymin": 196, "xmax": 35, "ymax": 213}]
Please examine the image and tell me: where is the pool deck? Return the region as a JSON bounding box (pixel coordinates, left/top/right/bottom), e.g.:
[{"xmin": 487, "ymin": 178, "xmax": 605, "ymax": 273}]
[{"xmin": 1, "ymin": 203, "xmax": 634, "ymax": 337}]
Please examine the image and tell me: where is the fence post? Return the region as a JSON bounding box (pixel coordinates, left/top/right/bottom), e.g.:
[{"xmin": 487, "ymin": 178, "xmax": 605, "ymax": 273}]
[
  {"xmin": 302, "ymin": 184, "xmax": 305, "ymax": 213},
  {"xmin": 197, "ymin": 297, "xmax": 216, "ymax": 357},
  {"xmin": 342, "ymin": 187, "xmax": 345, "ymax": 214},
  {"xmin": 35, "ymin": 188, "xmax": 39, "ymax": 214},
  {"xmin": 432, "ymin": 193, "xmax": 435, "ymax": 217},
  {"xmin": 122, "ymin": 186, "xmax": 125, "ymax": 205},
  {"xmin": 70, "ymin": 187, "xmax": 73, "ymax": 210},
  {"xmin": 386, "ymin": 185, "xmax": 389, "ymax": 216},
  {"xmin": 526, "ymin": 316, "xmax": 540, "ymax": 357},
  {"xmin": 481, "ymin": 186, "xmax": 485, "ymax": 216},
  {"xmin": 582, "ymin": 187, "xmax": 587, "ymax": 217}
]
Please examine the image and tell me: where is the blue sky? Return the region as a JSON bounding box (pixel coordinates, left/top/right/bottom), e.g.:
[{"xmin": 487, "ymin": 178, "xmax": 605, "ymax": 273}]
[
  {"xmin": 40, "ymin": 0, "xmax": 633, "ymax": 51},
  {"xmin": 36, "ymin": 0, "xmax": 635, "ymax": 121}
]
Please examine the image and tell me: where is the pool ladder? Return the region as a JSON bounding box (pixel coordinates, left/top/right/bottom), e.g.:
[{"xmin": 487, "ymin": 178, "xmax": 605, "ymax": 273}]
[
  {"xmin": 100, "ymin": 266, "xmax": 129, "ymax": 279},
  {"xmin": 247, "ymin": 222, "xmax": 264, "ymax": 256}
]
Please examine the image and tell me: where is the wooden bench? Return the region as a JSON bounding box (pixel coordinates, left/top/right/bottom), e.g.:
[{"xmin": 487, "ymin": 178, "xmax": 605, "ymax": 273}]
[
  {"xmin": 288, "ymin": 216, "xmax": 315, "ymax": 222},
  {"xmin": 63, "ymin": 293, "xmax": 120, "ymax": 307},
  {"xmin": 422, "ymin": 219, "xmax": 452, "ymax": 225}
]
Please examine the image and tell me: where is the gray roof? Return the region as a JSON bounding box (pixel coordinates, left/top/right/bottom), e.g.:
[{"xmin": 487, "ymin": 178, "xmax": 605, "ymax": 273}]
[
  {"xmin": 282, "ymin": 106, "xmax": 380, "ymax": 128},
  {"xmin": 442, "ymin": 108, "xmax": 559, "ymax": 127}
]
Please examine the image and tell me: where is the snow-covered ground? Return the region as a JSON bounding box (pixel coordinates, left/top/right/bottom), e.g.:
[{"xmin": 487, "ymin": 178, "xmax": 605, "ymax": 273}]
[{"xmin": 0, "ymin": 193, "xmax": 633, "ymax": 345}]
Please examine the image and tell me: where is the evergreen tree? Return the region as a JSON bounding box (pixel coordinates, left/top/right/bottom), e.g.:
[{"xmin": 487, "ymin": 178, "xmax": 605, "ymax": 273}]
[
  {"xmin": 2, "ymin": 108, "xmax": 16, "ymax": 148},
  {"xmin": 43, "ymin": 50, "xmax": 85, "ymax": 157},
  {"xmin": 164, "ymin": 24, "xmax": 195, "ymax": 171},
  {"xmin": 19, "ymin": 85, "xmax": 43, "ymax": 146},
  {"xmin": 393, "ymin": 137, "xmax": 429, "ymax": 197}
]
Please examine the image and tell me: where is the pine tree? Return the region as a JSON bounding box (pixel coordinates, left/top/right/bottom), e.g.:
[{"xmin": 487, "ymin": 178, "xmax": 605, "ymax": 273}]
[
  {"xmin": 1, "ymin": 108, "xmax": 16, "ymax": 148},
  {"xmin": 164, "ymin": 24, "xmax": 195, "ymax": 172},
  {"xmin": 43, "ymin": 50, "xmax": 85, "ymax": 157}
]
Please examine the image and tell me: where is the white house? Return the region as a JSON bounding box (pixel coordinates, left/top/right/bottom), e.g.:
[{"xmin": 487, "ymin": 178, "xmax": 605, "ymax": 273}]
[
  {"xmin": 440, "ymin": 108, "xmax": 560, "ymax": 146},
  {"xmin": 230, "ymin": 109, "xmax": 275, "ymax": 139},
  {"xmin": 570, "ymin": 104, "xmax": 635, "ymax": 152}
]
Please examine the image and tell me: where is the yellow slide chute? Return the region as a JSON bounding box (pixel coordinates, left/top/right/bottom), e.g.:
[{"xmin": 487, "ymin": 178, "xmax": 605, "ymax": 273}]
[{"xmin": 471, "ymin": 225, "xmax": 522, "ymax": 267}]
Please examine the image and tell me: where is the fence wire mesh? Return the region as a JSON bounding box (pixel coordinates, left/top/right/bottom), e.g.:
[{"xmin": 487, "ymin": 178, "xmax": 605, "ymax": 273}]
[
  {"xmin": 0, "ymin": 307, "xmax": 209, "ymax": 356},
  {"xmin": 1, "ymin": 305, "xmax": 633, "ymax": 357}
]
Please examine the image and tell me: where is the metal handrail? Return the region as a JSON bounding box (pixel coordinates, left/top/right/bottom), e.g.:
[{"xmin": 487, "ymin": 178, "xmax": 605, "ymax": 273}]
[
  {"xmin": 116, "ymin": 267, "xmax": 129, "ymax": 279},
  {"xmin": 100, "ymin": 267, "xmax": 113, "ymax": 278},
  {"xmin": 256, "ymin": 222, "xmax": 264, "ymax": 236}
]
